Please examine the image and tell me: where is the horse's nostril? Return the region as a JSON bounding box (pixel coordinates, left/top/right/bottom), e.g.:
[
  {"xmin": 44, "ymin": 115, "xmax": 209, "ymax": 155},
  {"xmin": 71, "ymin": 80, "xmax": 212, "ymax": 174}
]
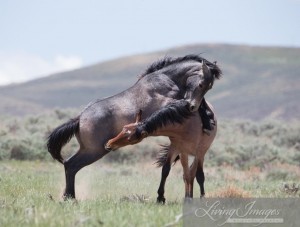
[
  {"xmin": 189, "ymin": 105, "xmax": 195, "ymax": 112},
  {"xmin": 104, "ymin": 143, "xmax": 112, "ymax": 151}
]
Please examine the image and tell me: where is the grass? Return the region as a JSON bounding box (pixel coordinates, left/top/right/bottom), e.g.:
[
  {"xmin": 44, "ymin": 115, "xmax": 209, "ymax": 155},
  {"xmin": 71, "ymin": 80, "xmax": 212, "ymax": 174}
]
[
  {"xmin": 1, "ymin": 160, "xmax": 299, "ymax": 227},
  {"xmin": 0, "ymin": 161, "xmax": 182, "ymax": 227}
]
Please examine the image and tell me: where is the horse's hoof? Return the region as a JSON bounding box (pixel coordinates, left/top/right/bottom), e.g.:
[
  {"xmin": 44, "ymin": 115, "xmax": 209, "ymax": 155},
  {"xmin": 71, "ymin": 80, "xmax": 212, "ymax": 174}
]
[
  {"xmin": 62, "ymin": 194, "xmax": 76, "ymax": 201},
  {"xmin": 184, "ymin": 197, "xmax": 193, "ymax": 203},
  {"xmin": 157, "ymin": 197, "xmax": 166, "ymax": 204}
]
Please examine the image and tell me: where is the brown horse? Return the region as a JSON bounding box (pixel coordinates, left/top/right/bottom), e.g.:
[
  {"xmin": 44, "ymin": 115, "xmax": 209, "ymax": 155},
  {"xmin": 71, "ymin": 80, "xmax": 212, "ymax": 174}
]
[
  {"xmin": 105, "ymin": 99, "xmax": 217, "ymax": 203},
  {"xmin": 47, "ymin": 55, "xmax": 221, "ymax": 199}
]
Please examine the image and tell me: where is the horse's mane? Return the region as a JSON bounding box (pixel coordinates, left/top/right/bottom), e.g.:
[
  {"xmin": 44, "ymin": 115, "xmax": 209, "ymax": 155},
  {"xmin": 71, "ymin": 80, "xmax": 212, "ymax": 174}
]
[
  {"xmin": 136, "ymin": 100, "xmax": 193, "ymax": 136},
  {"xmin": 140, "ymin": 54, "xmax": 222, "ymax": 79},
  {"xmin": 135, "ymin": 99, "xmax": 194, "ymax": 167}
]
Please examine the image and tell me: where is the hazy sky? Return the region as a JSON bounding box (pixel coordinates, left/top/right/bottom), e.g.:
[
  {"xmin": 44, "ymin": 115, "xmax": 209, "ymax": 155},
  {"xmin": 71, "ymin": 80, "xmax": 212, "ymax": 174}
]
[{"xmin": 0, "ymin": 0, "xmax": 299, "ymax": 85}]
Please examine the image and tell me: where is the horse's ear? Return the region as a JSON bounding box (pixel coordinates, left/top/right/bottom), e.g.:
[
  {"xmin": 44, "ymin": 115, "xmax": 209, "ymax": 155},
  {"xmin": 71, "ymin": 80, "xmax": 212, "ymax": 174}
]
[
  {"xmin": 202, "ymin": 60, "xmax": 210, "ymax": 75},
  {"xmin": 135, "ymin": 109, "xmax": 142, "ymax": 123}
]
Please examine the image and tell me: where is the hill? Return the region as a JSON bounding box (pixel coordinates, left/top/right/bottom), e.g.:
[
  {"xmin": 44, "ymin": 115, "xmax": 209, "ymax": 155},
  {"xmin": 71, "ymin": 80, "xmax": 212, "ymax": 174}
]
[{"xmin": 0, "ymin": 44, "xmax": 299, "ymax": 120}]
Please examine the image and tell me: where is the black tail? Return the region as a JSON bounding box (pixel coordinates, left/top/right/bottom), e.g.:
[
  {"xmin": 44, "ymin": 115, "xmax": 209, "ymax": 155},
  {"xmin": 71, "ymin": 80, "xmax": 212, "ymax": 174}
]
[
  {"xmin": 47, "ymin": 116, "xmax": 80, "ymax": 163},
  {"xmin": 155, "ymin": 145, "xmax": 180, "ymax": 167}
]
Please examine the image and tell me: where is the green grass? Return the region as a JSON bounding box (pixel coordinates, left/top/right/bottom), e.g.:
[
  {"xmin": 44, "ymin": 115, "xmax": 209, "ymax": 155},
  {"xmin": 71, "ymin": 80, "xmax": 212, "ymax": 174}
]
[
  {"xmin": 1, "ymin": 161, "xmax": 299, "ymax": 227},
  {"xmin": 0, "ymin": 161, "xmax": 183, "ymax": 227}
]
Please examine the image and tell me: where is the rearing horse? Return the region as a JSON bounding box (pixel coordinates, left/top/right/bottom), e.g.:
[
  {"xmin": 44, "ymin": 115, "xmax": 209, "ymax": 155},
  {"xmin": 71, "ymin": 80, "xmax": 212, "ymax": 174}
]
[{"xmin": 47, "ymin": 55, "xmax": 221, "ymax": 199}]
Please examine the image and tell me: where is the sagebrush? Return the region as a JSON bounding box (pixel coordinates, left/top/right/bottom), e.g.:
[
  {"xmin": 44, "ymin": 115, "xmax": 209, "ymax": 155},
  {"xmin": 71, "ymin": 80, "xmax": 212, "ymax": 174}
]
[{"xmin": 0, "ymin": 110, "xmax": 299, "ymax": 170}]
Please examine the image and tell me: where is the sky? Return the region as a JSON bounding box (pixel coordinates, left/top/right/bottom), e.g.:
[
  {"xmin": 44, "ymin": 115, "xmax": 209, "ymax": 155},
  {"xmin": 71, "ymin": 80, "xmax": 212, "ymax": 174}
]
[{"xmin": 0, "ymin": 0, "xmax": 299, "ymax": 85}]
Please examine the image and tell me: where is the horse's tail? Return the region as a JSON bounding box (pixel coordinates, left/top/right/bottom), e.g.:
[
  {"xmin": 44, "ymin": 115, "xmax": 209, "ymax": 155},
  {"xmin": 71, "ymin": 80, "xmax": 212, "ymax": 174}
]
[
  {"xmin": 155, "ymin": 145, "xmax": 180, "ymax": 167},
  {"xmin": 47, "ymin": 116, "xmax": 80, "ymax": 164}
]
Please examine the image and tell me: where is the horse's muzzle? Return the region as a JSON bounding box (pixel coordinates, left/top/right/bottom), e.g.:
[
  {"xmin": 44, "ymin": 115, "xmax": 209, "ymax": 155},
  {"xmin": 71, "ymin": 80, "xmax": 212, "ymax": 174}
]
[
  {"xmin": 188, "ymin": 103, "xmax": 200, "ymax": 112},
  {"xmin": 188, "ymin": 105, "xmax": 196, "ymax": 112},
  {"xmin": 104, "ymin": 143, "xmax": 114, "ymax": 151}
]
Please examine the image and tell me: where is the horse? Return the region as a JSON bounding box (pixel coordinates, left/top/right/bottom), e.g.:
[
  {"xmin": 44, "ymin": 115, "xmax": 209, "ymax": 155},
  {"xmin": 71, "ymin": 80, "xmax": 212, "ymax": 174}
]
[
  {"xmin": 47, "ymin": 55, "xmax": 221, "ymax": 199},
  {"xmin": 105, "ymin": 99, "xmax": 217, "ymax": 203}
]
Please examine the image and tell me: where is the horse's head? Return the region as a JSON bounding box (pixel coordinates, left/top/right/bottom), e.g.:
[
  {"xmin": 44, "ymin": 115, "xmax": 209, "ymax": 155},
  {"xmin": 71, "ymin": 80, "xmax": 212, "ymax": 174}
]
[
  {"xmin": 184, "ymin": 61, "xmax": 215, "ymax": 112},
  {"xmin": 138, "ymin": 55, "xmax": 221, "ymax": 113},
  {"xmin": 105, "ymin": 110, "xmax": 148, "ymax": 151}
]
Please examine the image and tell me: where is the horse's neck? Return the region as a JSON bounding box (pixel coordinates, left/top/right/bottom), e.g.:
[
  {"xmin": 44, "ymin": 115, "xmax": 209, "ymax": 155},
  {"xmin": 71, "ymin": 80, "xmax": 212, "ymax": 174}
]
[
  {"xmin": 132, "ymin": 77, "xmax": 182, "ymax": 116},
  {"xmin": 145, "ymin": 117, "xmax": 192, "ymax": 138},
  {"xmin": 140, "ymin": 74, "xmax": 180, "ymax": 94},
  {"xmin": 149, "ymin": 126, "xmax": 180, "ymax": 137}
]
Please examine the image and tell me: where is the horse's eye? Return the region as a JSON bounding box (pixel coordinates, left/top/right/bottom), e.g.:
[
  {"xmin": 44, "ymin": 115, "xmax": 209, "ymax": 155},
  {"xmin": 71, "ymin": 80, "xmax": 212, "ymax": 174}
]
[
  {"xmin": 126, "ymin": 130, "xmax": 132, "ymax": 135},
  {"xmin": 122, "ymin": 128, "xmax": 131, "ymax": 135},
  {"xmin": 199, "ymin": 83, "xmax": 203, "ymax": 88}
]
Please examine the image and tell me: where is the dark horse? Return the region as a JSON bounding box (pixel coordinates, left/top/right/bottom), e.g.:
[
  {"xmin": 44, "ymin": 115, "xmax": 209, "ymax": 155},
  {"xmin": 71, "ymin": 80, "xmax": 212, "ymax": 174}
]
[
  {"xmin": 47, "ymin": 55, "xmax": 221, "ymax": 199},
  {"xmin": 106, "ymin": 99, "xmax": 217, "ymax": 202}
]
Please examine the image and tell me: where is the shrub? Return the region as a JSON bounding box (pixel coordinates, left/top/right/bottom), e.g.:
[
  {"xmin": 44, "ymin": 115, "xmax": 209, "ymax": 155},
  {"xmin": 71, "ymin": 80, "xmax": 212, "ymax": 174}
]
[
  {"xmin": 0, "ymin": 111, "xmax": 299, "ymax": 168},
  {"xmin": 266, "ymin": 169, "xmax": 298, "ymax": 181},
  {"xmin": 209, "ymin": 185, "xmax": 252, "ymax": 198}
]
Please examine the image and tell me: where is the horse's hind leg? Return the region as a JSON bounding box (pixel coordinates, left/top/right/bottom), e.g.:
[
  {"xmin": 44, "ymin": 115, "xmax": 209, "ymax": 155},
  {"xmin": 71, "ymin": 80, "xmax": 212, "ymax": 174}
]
[
  {"xmin": 196, "ymin": 161, "xmax": 205, "ymax": 197},
  {"xmin": 156, "ymin": 147, "xmax": 178, "ymax": 204},
  {"xmin": 157, "ymin": 162, "xmax": 171, "ymax": 204},
  {"xmin": 63, "ymin": 148, "xmax": 108, "ymax": 199}
]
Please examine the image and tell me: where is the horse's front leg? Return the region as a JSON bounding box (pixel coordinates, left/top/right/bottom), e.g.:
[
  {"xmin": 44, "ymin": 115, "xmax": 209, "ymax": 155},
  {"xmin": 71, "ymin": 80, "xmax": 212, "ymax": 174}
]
[
  {"xmin": 189, "ymin": 157, "xmax": 198, "ymax": 198},
  {"xmin": 181, "ymin": 154, "xmax": 198, "ymax": 199},
  {"xmin": 180, "ymin": 153, "xmax": 192, "ymax": 198}
]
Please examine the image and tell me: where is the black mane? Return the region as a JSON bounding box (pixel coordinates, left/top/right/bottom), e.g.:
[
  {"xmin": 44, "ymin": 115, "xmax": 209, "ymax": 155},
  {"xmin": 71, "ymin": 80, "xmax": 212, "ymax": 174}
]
[
  {"xmin": 140, "ymin": 54, "xmax": 222, "ymax": 79},
  {"xmin": 136, "ymin": 100, "xmax": 193, "ymax": 136}
]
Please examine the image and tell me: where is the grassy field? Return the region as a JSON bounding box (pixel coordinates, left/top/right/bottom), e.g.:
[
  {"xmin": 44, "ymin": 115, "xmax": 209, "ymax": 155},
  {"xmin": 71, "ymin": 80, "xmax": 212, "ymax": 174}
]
[
  {"xmin": 0, "ymin": 112, "xmax": 299, "ymax": 226},
  {"xmin": 1, "ymin": 160, "xmax": 299, "ymax": 227}
]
